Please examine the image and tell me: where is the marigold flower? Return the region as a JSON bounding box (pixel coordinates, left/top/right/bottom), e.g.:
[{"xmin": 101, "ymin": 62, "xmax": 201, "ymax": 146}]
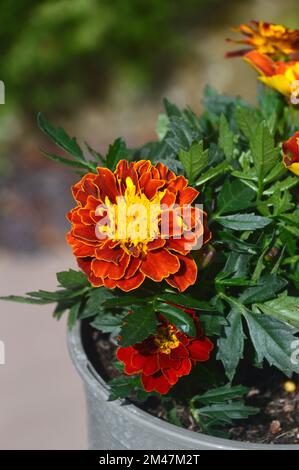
[
  {"xmin": 243, "ymin": 50, "xmax": 299, "ymax": 100},
  {"xmin": 226, "ymin": 20, "xmax": 299, "ymax": 58},
  {"xmin": 282, "ymin": 131, "xmax": 299, "ymax": 176},
  {"xmin": 67, "ymin": 160, "xmax": 211, "ymax": 292},
  {"xmin": 116, "ymin": 308, "xmax": 213, "ymax": 394}
]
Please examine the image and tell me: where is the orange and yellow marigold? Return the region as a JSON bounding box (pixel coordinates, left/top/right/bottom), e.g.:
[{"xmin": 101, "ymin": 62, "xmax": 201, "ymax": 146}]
[
  {"xmin": 243, "ymin": 50, "xmax": 299, "ymax": 100},
  {"xmin": 226, "ymin": 20, "xmax": 299, "ymax": 59},
  {"xmin": 66, "ymin": 160, "xmax": 211, "ymax": 292}
]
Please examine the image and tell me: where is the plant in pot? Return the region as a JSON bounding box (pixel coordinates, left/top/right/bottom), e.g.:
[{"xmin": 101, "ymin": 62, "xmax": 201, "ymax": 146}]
[{"xmin": 2, "ymin": 20, "xmax": 299, "ymax": 450}]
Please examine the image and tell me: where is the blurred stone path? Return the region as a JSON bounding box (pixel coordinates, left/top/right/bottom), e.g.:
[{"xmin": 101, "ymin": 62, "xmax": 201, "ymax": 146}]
[{"xmin": 0, "ymin": 250, "xmax": 86, "ymax": 449}]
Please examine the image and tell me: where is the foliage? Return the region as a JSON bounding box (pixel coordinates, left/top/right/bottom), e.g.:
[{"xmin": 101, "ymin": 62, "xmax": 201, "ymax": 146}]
[
  {"xmin": 2, "ymin": 79, "xmax": 299, "ymax": 439},
  {"xmin": 0, "ymin": 0, "xmax": 228, "ymax": 114}
]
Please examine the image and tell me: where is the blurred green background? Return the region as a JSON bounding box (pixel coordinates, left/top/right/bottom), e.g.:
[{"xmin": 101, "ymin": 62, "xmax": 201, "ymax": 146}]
[{"xmin": 0, "ymin": 0, "xmax": 298, "ymax": 252}]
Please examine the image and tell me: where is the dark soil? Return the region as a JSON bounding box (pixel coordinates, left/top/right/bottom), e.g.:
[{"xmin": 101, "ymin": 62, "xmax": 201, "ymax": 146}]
[{"xmin": 82, "ymin": 322, "xmax": 299, "ymax": 445}]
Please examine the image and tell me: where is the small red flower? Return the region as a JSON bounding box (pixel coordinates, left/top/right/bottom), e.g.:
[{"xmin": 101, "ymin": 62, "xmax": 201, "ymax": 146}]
[
  {"xmin": 116, "ymin": 308, "xmax": 213, "ymax": 394},
  {"xmin": 282, "ymin": 131, "xmax": 299, "ymax": 176}
]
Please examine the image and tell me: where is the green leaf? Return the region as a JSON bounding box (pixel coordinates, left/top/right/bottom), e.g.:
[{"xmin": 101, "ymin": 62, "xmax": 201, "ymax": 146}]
[
  {"xmin": 156, "ymin": 114, "xmax": 169, "ymax": 140},
  {"xmin": 156, "ymin": 302, "xmax": 196, "ymax": 336},
  {"xmin": 106, "ymin": 137, "xmax": 130, "ymax": 171},
  {"xmin": 0, "ymin": 295, "xmax": 55, "ymax": 305},
  {"xmin": 197, "ymin": 401, "xmax": 258, "ymax": 424},
  {"xmin": 91, "ymin": 313, "xmax": 124, "ymax": 334},
  {"xmin": 217, "ymin": 308, "xmax": 245, "ymax": 381},
  {"xmin": 120, "ymin": 306, "xmax": 158, "ymax": 347},
  {"xmin": 80, "ymin": 288, "xmax": 115, "ymax": 319},
  {"xmin": 178, "ymin": 141, "xmax": 209, "ymax": 184},
  {"xmin": 37, "ymin": 113, "xmax": 84, "ymax": 161},
  {"xmin": 67, "ymin": 302, "xmax": 81, "ymax": 330},
  {"xmin": 27, "ymin": 288, "xmax": 87, "ymax": 301},
  {"xmin": 236, "ymin": 107, "xmax": 279, "ymax": 179},
  {"xmin": 200, "ymin": 313, "xmax": 227, "ymax": 336},
  {"xmin": 157, "ymin": 293, "xmax": 216, "ymax": 311},
  {"xmin": 218, "ymin": 232, "xmax": 257, "ymax": 254},
  {"xmin": 264, "ymin": 175, "xmax": 299, "ymax": 195},
  {"xmin": 255, "ymin": 292, "xmax": 299, "ymax": 329},
  {"xmin": 56, "ymin": 269, "xmax": 88, "ymax": 289},
  {"xmin": 1, "ymin": 287, "xmax": 86, "ymax": 305},
  {"xmin": 216, "ymin": 179, "xmax": 255, "ymax": 216},
  {"xmin": 216, "ymin": 273, "xmax": 255, "ymax": 287},
  {"xmin": 108, "ymin": 374, "xmax": 140, "ymax": 401},
  {"xmin": 249, "ymin": 122, "xmax": 279, "ymax": 179},
  {"xmin": 243, "ymin": 311, "xmax": 299, "ymax": 376},
  {"xmin": 266, "ymin": 189, "xmax": 294, "ymax": 217},
  {"xmin": 194, "ymin": 384, "xmax": 249, "ymax": 405},
  {"xmin": 235, "ymin": 106, "xmax": 259, "ymax": 142},
  {"xmin": 195, "ymin": 161, "xmax": 229, "ymax": 187},
  {"xmin": 239, "ymin": 274, "xmax": 287, "ymax": 304},
  {"xmin": 102, "ymin": 295, "xmax": 155, "ymax": 308},
  {"xmin": 218, "ymin": 114, "xmax": 235, "ymax": 161},
  {"xmin": 217, "ymin": 213, "xmax": 272, "ymax": 231},
  {"xmin": 41, "ymin": 150, "xmax": 95, "ymax": 171}
]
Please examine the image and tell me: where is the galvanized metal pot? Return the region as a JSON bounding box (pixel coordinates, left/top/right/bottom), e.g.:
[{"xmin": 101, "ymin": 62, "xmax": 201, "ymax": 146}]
[{"xmin": 68, "ymin": 323, "xmax": 299, "ymax": 450}]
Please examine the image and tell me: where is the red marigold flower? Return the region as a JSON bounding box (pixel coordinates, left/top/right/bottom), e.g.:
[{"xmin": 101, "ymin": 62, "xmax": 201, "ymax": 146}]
[
  {"xmin": 282, "ymin": 131, "xmax": 299, "ymax": 176},
  {"xmin": 226, "ymin": 20, "xmax": 299, "ymax": 59},
  {"xmin": 66, "ymin": 160, "xmax": 211, "ymax": 292},
  {"xmin": 116, "ymin": 308, "xmax": 213, "ymax": 394}
]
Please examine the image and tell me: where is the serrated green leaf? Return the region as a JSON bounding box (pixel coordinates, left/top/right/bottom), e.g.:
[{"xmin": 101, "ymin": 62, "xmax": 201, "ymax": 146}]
[
  {"xmin": 217, "ymin": 308, "xmax": 245, "ymax": 381},
  {"xmin": 40, "ymin": 150, "xmax": 95, "ymax": 171},
  {"xmin": 120, "ymin": 306, "xmax": 158, "ymax": 347},
  {"xmin": 218, "ymin": 114, "xmax": 235, "ymax": 161},
  {"xmin": 194, "ymin": 384, "xmax": 249, "ymax": 405},
  {"xmin": 157, "ymin": 293, "xmax": 216, "ymax": 311},
  {"xmin": 0, "ymin": 295, "xmax": 55, "ymax": 305},
  {"xmin": 235, "ymin": 106, "xmax": 259, "ymax": 142},
  {"xmin": 56, "ymin": 269, "xmax": 88, "ymax": 289},
  {"xmin": 217, "ymin": 213, "xmax": 272, "ymax": 231},
  {"xmin": 236, "ymin": 108, "xmax": 279, "ymax": 179},
  {"xmin": 91, "ymin": 313, "xmax": 124, "ymax": 334},
  {"xmin": 102, "ymin": 295, "xmax": 155, "ymax": 308},
  {"xmin": 37, "ymin": 112, "xmax": 84, "ymax": 161},
  {"xmin": 216, "ymin": 179, "xmax": 255, "ymax": 215},
  {"xmin": 239, "ymin": 274, "xmax": 287, "ymax": 304},
  {"xmin": 249, "ymin": 122, "xmax": 279, "ymax": 179},
  {"xmin": 67, "ymin": 302, "xmax": 81, "ymax": 330},
  {"xmin": 106, "ymin": 137, "xmax": 130, "ymax": 171},
  {"xmin": 255, "ymin": 292, "xmax": 299, "ymax": 329},
  {"xmin": 178, "ymin": 141, "xmax": 209, "ymax": 183},
  {"xmin": 195, "ymin": 161, "xmax": 229, "ymax": 187},
  {"xmin": 156, "ymin": 113, "xmax": 169, "ymax": 140},
  {"xmin": 108, "ymin": 374, "xmax": 140, "ymax": 401},
  {"xmin": 243, "ymin": 311, "xmax": 299, "ymax": 376},
  {"xmin": 197, "ymin": 401, "xmax": 258, "ymax": 423},
  {"xmin": 80, "ymin": 288, "xmax": 115, "ymax": 319},
  {"xmin": 200, "ymin": 313, "xmax": 226, "ymax": 336}
]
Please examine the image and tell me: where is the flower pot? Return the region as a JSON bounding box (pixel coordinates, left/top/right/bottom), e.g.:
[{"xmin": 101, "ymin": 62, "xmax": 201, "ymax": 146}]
[{"xmin": 67, "ymin": 323, "xmax": 299, "ymax": 450}]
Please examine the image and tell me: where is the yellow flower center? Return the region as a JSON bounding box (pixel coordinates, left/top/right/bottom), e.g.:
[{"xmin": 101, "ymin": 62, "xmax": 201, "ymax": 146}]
[
  {"xmin": 97, "ymin": 177, "xmax": 165, "ymax": 255},
  {"xmin": 154, "ymin": 325, "xmax": 180, "ymax": 355}
]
